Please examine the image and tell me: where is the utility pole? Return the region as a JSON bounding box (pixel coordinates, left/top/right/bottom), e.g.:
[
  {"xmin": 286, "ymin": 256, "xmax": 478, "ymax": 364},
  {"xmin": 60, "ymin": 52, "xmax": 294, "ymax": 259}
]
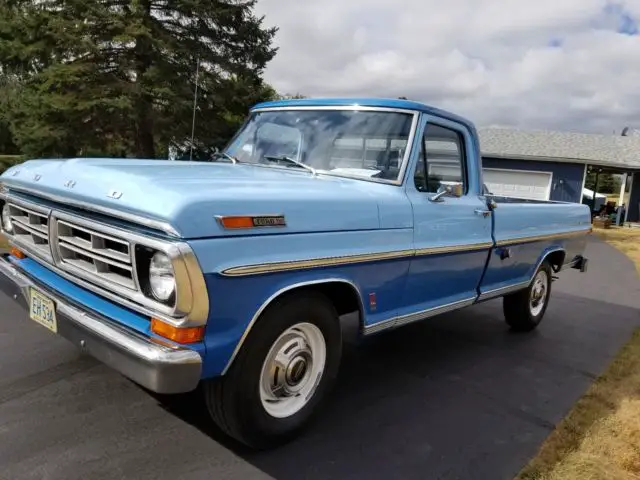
[{"xmin": 189, "ymin": 56, "xmax": 200, "ymax": 161}]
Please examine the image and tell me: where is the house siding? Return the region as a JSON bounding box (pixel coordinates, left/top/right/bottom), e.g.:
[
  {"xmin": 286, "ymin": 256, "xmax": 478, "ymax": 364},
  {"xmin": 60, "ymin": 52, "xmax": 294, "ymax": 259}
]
[
  {"xmin": 482, "ymin": 157, "xmax": 585, "ymax": 203},
  {"xmin": 628, "ymin": 173, "xmax": 640, "ymax": 223}
]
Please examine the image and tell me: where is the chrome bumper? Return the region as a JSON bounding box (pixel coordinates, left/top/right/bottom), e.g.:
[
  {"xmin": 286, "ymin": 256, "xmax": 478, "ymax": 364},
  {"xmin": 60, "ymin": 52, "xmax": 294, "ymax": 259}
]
[{"xmin": 0, "ymin": 255, "xmax": 202, "ymax": 394}]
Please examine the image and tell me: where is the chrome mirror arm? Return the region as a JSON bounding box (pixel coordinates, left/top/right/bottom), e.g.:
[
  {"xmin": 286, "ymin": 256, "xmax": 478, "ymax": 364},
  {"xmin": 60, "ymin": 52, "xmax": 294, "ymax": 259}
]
[
  {"xmin": 428, "ymin": 189, "xmax": 449, "ymax": 203},
  {"xmin": 428, "ymin": 183, "xmax": 463, "ymax": 203}
]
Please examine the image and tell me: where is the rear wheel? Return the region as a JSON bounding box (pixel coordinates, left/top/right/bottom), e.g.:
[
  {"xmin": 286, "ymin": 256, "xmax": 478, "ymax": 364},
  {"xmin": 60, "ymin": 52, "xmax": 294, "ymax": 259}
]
[
  {"xmin": 503, "ymin": 261, "xmax": 552, "ymax": 332},
  {"xmin": 204, "ymin": 291, "xmax": 342, "ymax": 449}
]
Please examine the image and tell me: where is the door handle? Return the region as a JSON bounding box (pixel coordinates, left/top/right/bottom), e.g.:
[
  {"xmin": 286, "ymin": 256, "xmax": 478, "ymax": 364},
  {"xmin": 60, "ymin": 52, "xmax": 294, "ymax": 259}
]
[{"xmin": 475, "ymin": 209, "xmax": 491, "ymax": 218}]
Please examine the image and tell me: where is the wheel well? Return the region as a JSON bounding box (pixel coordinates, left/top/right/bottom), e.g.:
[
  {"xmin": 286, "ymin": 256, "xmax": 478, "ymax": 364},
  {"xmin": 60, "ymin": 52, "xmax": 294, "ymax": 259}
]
[
  {"xmin": 544, "ymin": 250, "xmax": 566, "ymax": 272},
  {"xmin": 222, "ymin": 280, "xmax": 364, "ymax": 375},
  {"xmin": 262, "ymin": 281, "xmax": 364, "ymax": 328},
  {"xmin": 280, "ymin": 281, "xmax": 363, "ymax": 318}
]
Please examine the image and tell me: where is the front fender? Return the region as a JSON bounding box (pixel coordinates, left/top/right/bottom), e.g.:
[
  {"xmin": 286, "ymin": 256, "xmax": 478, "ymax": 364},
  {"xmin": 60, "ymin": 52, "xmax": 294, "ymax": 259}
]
[
  {"xmin": 198, "ymin": 269, "xmax": 365, "ymax": 378},
  {"xmin": 188, "ymin": 230, "xmax": 413, "ymax": 379}
]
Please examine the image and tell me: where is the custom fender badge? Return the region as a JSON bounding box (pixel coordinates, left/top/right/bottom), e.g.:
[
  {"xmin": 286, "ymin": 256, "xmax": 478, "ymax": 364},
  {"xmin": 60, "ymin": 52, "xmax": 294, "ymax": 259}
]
[
  {"xmin": 64, "ymin": 180, "xmax": 76, "ymax": 188},
  {"xmin": 251, "ymin": 215, "xmax": 286, "ymax": 227},
  {"xmin": 107, "ymin": 190, "xmax": 123, "ymax": 199},
  {"xmin": 33, "ymin": 174, "xmax": 41, "ymax": 181},
  {"xmin": 216, "ymin": 214, "xmax": 286, "ymax": 229}
]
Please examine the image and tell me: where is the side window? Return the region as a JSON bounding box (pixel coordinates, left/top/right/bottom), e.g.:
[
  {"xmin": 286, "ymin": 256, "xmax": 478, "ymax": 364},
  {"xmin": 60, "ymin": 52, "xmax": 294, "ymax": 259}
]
[
  {"xmin": 414, "ymin": 123, "xmax": 466, "ymax": 194},
  {"xmin": 330, "ymin": 137, "xmax": 391, "ymax": 169},
  {"xmin": 329, "ymin": 136, "xmax": 407, "ymax": 178}
]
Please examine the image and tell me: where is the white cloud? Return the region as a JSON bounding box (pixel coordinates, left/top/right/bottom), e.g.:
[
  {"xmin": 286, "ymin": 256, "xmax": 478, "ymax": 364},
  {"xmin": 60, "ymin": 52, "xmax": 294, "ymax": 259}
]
[{"xmin": 254, "ymin": 0, "xmax": 640, "ymax": 133}]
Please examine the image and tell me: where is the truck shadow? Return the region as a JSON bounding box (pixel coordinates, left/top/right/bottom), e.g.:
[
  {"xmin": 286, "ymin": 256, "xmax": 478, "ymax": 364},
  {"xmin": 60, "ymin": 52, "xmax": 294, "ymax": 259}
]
[{"xmin": 154, "ymin": 293, "xmax": 640, "ymax": 480}]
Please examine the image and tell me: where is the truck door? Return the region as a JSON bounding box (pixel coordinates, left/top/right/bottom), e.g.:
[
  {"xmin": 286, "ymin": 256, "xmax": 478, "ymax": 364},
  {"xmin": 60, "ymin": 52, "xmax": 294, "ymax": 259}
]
[{"xmin": 401, "ymin": 116, "xmax": 493, "ymax": 318}]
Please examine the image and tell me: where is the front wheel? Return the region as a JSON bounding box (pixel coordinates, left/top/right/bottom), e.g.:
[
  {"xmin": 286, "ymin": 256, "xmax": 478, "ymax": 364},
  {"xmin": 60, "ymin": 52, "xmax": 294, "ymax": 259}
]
[
  {"xmin": 204, "ymin": 292, "xmax": 342, "ymax": 449},
  {"xmin": 503, "ymin": 261, "xmax": 552, "ymax": 332}
]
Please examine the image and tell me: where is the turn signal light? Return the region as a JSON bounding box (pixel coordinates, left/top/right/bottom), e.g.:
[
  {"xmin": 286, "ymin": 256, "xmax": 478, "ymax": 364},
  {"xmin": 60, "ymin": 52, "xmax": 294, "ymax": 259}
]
[
  {"xmin": 9, "ymin": 247, "xmax": 25, "ymax": 259},
  {"xmin": 150, "ymin": 318, "xmax": 204, "ymax": 344},
  {"xmin": 218, "ymin": 216, "xmax": 255, "ymax": 229}
]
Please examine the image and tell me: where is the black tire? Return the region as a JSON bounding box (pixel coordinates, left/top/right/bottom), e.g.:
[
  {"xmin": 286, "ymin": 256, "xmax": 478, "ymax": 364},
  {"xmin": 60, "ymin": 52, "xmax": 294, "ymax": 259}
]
[
  {"xmin": 204, "ymin": 291, "xmax": 342, "ymax": 449},
  {"xmin": 503, "ymin": 261, "xmax": 553, "ymax": 332}
]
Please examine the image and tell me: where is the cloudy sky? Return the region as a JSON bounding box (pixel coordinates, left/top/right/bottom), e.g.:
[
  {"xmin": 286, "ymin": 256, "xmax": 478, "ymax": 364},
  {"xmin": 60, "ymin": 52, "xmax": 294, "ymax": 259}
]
[{"xmin": 254, "ymin": 1, "xmax": 640, "ymax": 134}]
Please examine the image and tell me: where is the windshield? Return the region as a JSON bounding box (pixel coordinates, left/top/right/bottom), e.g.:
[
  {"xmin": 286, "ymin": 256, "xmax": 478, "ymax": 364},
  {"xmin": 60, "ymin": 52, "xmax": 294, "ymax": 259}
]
[{"xmin": 223, "ymin": 109, "xmax": 415, "ymax": 183}]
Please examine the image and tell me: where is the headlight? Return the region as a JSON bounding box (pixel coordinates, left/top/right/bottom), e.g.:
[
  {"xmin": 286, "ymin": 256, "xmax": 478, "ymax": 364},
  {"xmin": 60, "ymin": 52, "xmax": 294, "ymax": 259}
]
[
  {"xmin": 1, "ymin": 203, "xmax": 13, "ymax": 234},
  {"xmin": 148, "ymin": 252, "xmax": 176, "ymax": 301}
]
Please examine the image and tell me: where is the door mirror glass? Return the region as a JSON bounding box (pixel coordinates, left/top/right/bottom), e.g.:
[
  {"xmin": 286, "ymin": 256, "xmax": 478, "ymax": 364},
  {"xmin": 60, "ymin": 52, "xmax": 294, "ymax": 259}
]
[{"xmin": 445, "ymin": 182, "xmax": 463, "ymax": 197}]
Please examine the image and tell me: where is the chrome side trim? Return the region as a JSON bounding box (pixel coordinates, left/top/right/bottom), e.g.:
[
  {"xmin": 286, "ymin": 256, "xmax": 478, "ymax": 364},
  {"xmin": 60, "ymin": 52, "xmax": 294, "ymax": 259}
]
[
  {"xmin": 476, "ymin": 280, "xmax": 530, "ymax": 302},
  {"xmin": 495, "ymin": 228, "xmax": 591, "ymax": 247},
  {"xmin": 221, "ymin": 278, "xmax": 365, "ymax": 375},
  {"xmin": 415, "ymin": 241, "xmax": 494, "ymax": 256},
  {"xmin": 247, "ymin": 106, "xmax": 420, "ymax": 187},
  {"xmin": 221, "ymin": 241, "xmax": 493, "ymax": 277},
  {"xmin": 221, "ymin": 249, "xmax": 415, "ymax": 277},
  {"xmin": 3, "ymin": 183, "xmax": 181, "ymax": 237},
  {"xmin": 363, "ymin": 297, "xmax": 476, "ymax": 335},
  {"xmin": 0, "ymin": 256, "xmax": 202, "ymax": 394},
  {"xmin": 221, "ymin": 230, "xmax": 586, "ymax": 277}
]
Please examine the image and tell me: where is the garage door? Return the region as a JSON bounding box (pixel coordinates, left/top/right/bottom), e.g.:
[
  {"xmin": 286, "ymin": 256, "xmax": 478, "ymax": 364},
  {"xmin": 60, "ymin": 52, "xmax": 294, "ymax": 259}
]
[{"xmin": 482, "ymin": 168, "xmax": 552, "ymax": 201}]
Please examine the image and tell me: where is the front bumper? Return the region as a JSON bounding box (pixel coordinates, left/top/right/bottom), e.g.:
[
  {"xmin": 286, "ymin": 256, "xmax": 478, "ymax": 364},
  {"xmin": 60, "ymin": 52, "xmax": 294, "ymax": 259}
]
[{"xmin": 0, "ymin": 254, "xmax": 202, "ymax": 394}]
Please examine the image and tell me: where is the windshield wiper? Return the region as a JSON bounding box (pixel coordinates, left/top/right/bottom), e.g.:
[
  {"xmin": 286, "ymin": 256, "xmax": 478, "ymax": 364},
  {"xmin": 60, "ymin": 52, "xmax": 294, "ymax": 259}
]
[
  {"xmin": 263, "ymin": 155, "xmax": 316, "ymax": 175},
  {"xmin": 211, "ymin": 151, "xmax": 240, "ymax": 164}
]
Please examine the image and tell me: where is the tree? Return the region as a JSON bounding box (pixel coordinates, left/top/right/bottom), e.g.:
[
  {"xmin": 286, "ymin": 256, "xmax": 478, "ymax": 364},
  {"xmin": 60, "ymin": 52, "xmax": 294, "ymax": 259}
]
[
  {"xmin": 0, "ymin": 72, "xmax": 20, "ymax": 155},
  {"xmin": 0, "ymin": 0, "xmax": 278, "ymax": 159},
  {"xmin": 585, "ymin": 171, "xmax": 622, "ymax": 195}
]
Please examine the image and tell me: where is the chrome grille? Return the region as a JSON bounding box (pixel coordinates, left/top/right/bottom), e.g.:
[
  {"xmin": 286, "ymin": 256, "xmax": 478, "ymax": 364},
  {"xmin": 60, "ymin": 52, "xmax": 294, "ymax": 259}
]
[
  {"xmin": 54, "ymin": 218, "xmax": 137, "ymax": 290},
  {"xmin": 0, "ymin": 192, "xmax": 207, "ymax": 325},
  {"xmin": 7, "ymin": 203, "xmax": 50, "ymax": 256}
]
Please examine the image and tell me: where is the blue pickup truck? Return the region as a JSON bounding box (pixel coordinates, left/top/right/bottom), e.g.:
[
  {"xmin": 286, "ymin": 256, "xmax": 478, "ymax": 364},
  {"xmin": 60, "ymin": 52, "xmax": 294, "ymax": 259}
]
[{"xmin": 0, "ymin": 98, "xmax": 590, "ymax": 448}]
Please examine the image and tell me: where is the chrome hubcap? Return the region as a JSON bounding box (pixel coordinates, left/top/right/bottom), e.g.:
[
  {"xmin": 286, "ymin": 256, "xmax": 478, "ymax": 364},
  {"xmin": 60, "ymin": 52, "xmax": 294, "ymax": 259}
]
[
  {"xmin": 529, "ymin": 270, "xmax": 548, "ymax": 316},
  {"xmin": 259, "ymin": 323, "xmax": 326, "ymax": 418}
]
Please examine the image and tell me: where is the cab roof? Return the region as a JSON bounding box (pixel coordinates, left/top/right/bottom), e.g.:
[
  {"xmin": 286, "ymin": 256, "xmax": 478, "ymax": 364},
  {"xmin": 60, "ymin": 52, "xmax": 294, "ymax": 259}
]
[{"xmin": 251, "ymin": 97, "xmax": 478, "ymax": 135}]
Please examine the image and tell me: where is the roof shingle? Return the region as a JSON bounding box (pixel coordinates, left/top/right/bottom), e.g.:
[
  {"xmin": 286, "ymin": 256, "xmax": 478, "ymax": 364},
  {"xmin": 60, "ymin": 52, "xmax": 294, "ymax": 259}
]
[{"xmin": 478, "ymin": 127, "xmax": 640, "ymax": 170}]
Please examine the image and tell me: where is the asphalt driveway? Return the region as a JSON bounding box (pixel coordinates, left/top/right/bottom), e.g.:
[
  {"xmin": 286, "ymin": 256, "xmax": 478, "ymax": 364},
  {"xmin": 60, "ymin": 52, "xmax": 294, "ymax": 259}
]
[{"xmin": 0, "ymin": 237, "xmax": 638, "ymax": 480}]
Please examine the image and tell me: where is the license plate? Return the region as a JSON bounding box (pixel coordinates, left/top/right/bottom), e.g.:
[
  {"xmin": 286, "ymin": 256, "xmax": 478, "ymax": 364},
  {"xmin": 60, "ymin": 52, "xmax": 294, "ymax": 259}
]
[{"xmin": 29, "ymin": 288, "xmax": 57, "ymax": 333}]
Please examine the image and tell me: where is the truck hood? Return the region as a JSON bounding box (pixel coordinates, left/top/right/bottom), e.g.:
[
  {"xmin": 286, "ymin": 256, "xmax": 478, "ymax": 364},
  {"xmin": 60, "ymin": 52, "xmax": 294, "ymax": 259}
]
[{"xmin": 1, "ymin": 158, "xmax": 388, "ymax": 239}]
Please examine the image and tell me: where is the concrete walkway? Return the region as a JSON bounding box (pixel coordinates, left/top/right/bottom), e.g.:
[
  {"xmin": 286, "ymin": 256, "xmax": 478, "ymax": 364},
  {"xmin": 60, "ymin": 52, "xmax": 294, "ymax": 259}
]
[{"xmin": 0, "ymin": 237, "xmax": 638, "ymax": 480}]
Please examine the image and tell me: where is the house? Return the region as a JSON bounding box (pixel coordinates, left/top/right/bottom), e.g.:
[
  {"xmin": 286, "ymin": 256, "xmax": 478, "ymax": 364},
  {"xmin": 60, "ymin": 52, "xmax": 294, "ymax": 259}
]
[{"xmin": 477, "ymin": 127, "xmax": 640, "ymax": 222}]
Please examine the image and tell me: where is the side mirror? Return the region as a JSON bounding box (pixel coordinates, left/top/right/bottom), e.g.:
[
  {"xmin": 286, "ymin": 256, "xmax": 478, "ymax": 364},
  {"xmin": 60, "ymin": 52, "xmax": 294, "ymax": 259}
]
[{"xmin": 429, "ymin": 183, "xmax": 463, "ymax": 202}]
